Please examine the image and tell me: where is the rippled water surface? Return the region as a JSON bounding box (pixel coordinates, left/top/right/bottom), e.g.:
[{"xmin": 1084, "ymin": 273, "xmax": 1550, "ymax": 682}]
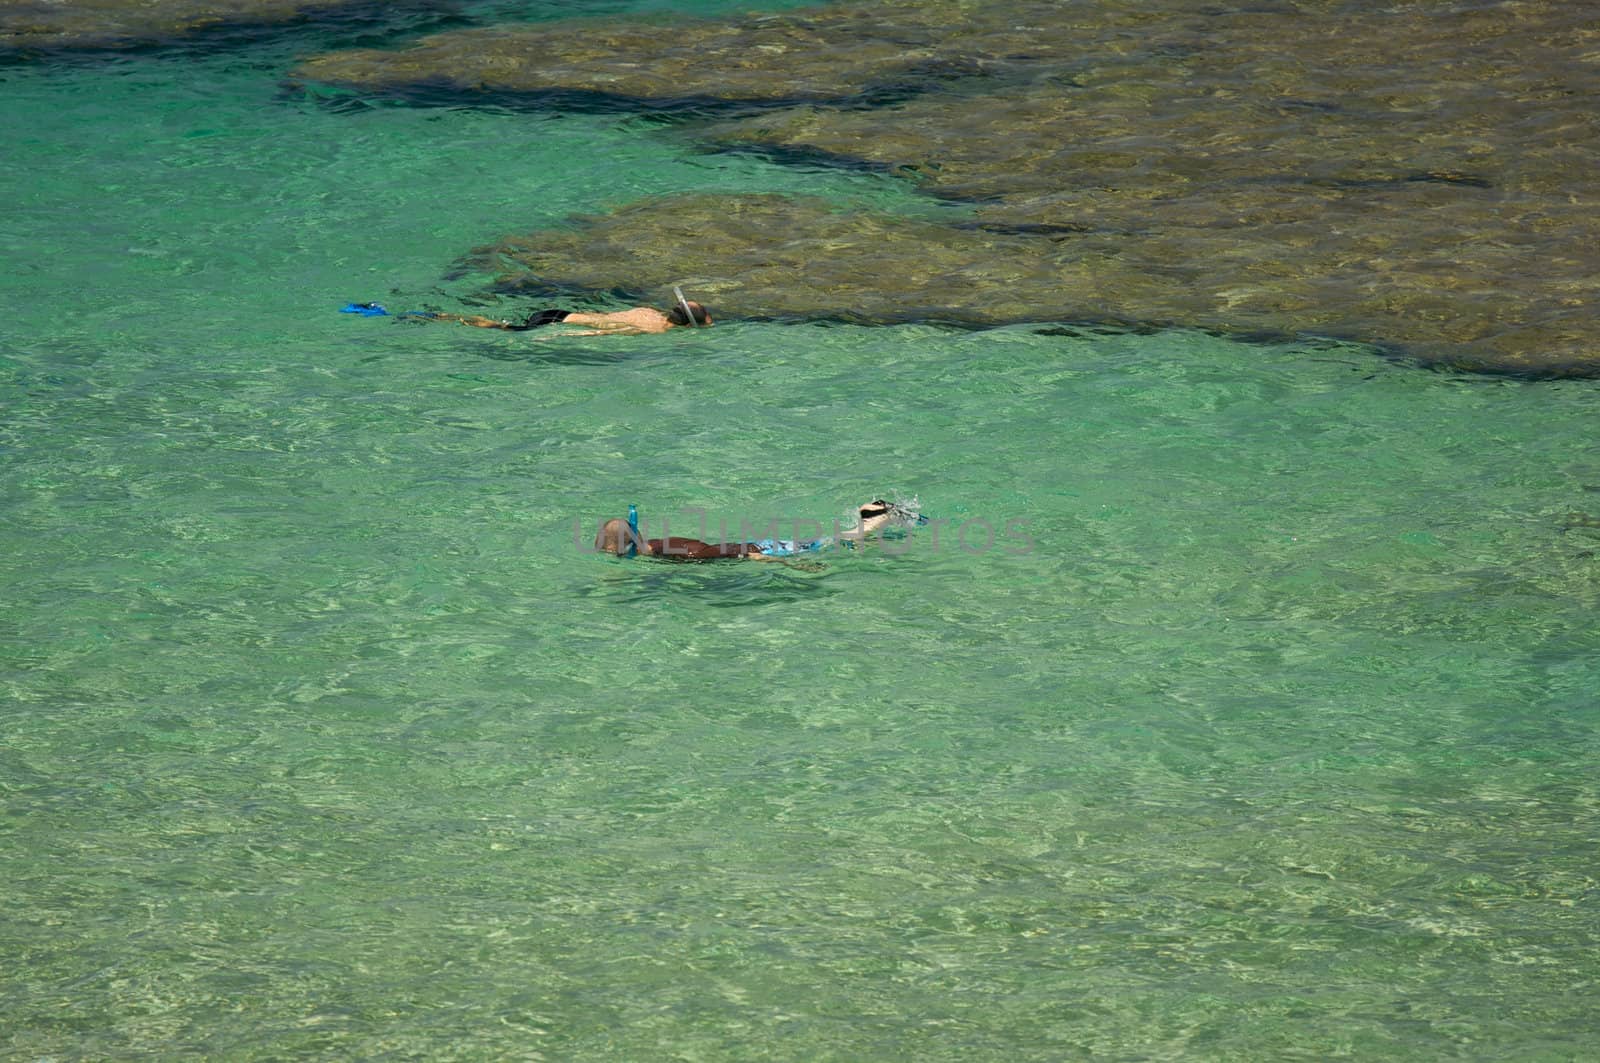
[{"xmin": 3, "ymin": 4, "xmax": 1599, "ymax": 1059}]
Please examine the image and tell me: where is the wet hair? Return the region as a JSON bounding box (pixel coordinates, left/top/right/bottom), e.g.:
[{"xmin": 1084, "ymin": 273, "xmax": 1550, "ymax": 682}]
[{"xmin": 666, "ymin": 301, "xmax": 710, "ymax": 327}]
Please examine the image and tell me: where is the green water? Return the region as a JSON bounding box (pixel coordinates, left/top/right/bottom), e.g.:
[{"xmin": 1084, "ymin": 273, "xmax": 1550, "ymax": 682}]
[{"xmin": 4, "ymin": 6, "xmax": 1599, "ymax": 1060}]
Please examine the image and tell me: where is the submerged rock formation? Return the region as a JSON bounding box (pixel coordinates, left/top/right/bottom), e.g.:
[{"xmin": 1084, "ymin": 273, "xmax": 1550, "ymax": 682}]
[
  {"xmin": 458, "ymin": 194, "xmax": 1089, "ymax": 326},
  {"xmin": 294, "ymin": 0, "xmax": 1600, "ymax": 375},
  {"xmin": 0, "ymin": 0, "xmax": 398, "ymax": 53},
  {"xmin": 293, "ymin": 2, "xmax": 983, "ymax": 108}
]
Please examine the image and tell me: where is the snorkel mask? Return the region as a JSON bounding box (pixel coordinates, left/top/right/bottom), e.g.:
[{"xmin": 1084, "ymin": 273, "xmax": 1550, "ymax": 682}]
[
  {"xmin": 865, "ymin": 499, "xmax": 928, "ymax": 528},
  {"xmin": 673, "ymin": 286, "xmax": 699, "ymax": 328}
]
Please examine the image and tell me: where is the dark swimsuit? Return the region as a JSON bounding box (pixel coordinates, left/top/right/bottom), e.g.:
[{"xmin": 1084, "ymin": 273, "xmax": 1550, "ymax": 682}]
[
  {"xmin": 645, "ymin": 538, "xmax": 755, "ymax": 561},
  {"xmin": 504, "ymin": 309, "xmax": 570, "ymax": 331}
]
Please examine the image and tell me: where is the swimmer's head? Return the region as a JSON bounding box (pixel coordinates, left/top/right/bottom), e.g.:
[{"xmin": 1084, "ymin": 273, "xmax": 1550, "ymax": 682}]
[
  {"xmin": 852, "ymin": 497, "xmax": 927, "ymax": 537},
  {"xmin": 666, "ymin": 301, "xmax": 711, "ymax": 327},
  {"xmin": 595, "ymin": 517, "xmax": 641, "ymax": 555},
  {"xmin": 856, "ymin": 499, "xmax": 895, "ymax": 536}
]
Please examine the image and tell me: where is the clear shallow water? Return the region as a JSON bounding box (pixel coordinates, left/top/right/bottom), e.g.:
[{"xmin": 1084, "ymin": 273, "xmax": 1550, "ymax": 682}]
[{"xmin": 4, "ymin": 6, "xmax": 1600, "ymax": 1060}]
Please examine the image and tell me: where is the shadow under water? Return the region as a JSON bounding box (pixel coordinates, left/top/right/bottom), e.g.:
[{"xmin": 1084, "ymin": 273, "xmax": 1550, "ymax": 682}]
[{"xmin": 577, "ymin": 560, "xmax": 840, "ymax": 609}]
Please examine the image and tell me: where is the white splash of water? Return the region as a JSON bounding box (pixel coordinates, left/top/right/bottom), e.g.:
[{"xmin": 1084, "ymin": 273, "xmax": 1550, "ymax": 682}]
[{"xmin": 885, "ymin": 494, "xmax": 922, "ymax": 528}]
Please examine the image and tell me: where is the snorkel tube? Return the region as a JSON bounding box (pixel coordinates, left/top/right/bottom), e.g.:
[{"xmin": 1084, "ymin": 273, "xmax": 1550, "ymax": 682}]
[
  {"xmin": 673, "ymin": 286, "xmax": 698, "ymax": 327},
  {"xmin": 626, "ymin": 504, "xmax": 639, "ymax": 557}
]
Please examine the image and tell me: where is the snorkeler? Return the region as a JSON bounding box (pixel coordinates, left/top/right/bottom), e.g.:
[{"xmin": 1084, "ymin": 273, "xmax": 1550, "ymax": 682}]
[
  {"xmin": 418, "ymin": 286, "xmax": 711, "ymax": 336},
  {"xmin": 593, "ymin": 501, "xmax": 917, "ymax": 562}
]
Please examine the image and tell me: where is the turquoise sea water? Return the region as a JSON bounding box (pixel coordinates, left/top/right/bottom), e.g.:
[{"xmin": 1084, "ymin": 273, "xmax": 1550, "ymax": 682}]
[{"xmin": 4, "ymin": 4, "xmax": 1599, "ymax": 1059}]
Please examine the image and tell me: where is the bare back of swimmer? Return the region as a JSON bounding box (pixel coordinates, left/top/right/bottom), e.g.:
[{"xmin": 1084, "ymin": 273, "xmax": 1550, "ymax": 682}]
[{"xmin": 425, "ymin": 301, "xmax": 711, "ymax": 336}]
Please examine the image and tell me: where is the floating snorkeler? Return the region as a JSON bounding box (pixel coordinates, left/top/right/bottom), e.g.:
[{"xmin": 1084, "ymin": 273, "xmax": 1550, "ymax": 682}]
[
  {"xmin": 344, "ymin": 286, "xmax": 712, "ymax": 336},
  {"xmin": 593, "ymin": 500, "xmax": 925, "ymax": 562}
]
